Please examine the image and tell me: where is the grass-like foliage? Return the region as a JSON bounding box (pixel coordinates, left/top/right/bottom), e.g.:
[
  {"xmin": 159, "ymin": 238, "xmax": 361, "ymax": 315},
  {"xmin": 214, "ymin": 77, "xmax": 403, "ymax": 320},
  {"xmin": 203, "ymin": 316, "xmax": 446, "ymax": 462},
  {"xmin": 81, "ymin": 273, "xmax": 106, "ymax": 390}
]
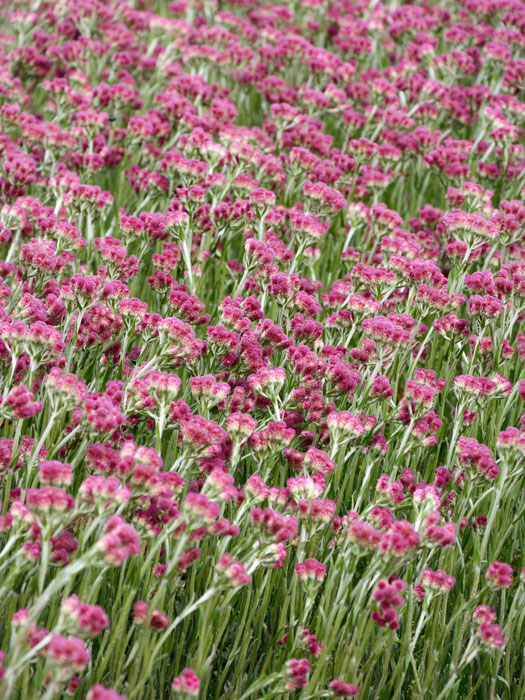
[{"xmin": 0, "ymin": 0, "xmax": 524, "ymax": 698}]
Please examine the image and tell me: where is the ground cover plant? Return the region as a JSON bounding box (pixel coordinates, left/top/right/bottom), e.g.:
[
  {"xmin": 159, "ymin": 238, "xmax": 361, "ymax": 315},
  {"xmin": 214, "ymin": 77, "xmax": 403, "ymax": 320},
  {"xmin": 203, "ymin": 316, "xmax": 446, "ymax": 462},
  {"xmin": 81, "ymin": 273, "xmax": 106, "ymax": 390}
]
[{"xmin": 0, "ymin": 0, "xmax": 524, "ymax": 698}]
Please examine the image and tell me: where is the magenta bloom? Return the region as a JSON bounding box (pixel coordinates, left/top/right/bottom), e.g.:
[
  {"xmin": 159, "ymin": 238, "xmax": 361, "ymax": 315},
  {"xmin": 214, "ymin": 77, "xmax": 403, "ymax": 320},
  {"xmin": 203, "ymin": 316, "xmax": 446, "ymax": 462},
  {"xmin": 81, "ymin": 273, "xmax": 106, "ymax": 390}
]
[{"xmin": 172, "ymin": 668, "xmax": 200, "ymax": 695}]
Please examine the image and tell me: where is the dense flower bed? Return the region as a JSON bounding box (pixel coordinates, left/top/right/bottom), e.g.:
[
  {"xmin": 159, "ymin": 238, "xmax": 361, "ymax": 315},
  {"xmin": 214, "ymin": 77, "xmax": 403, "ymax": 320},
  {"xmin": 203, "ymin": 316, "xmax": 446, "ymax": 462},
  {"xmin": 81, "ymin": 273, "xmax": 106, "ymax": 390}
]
[{"xmin": 0, "ymin": 0, "xmax": 524, "ymax": 698}]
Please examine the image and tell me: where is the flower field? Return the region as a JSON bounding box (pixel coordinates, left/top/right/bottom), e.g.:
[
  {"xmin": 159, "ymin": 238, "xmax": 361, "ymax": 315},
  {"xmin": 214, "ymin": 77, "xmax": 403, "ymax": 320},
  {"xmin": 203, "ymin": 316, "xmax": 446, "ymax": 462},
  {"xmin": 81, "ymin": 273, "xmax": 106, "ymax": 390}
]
[{"xmin": 1, "ymin": 0, "xmax": 525, "ymax": 698}]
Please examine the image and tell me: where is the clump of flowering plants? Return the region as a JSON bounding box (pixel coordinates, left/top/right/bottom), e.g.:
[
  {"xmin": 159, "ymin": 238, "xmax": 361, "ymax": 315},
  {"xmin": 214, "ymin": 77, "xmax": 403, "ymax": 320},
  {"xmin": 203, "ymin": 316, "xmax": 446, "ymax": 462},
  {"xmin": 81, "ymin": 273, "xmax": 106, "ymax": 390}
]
[{"xmin": 0, "ymin": 0, "xmax": 524, "ymax": 699}]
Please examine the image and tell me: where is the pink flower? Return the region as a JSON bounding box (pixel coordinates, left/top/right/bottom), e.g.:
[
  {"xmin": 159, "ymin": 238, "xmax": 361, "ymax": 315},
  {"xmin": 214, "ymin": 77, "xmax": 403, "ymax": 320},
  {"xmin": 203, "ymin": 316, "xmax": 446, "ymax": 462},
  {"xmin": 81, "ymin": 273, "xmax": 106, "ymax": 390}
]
[
  {"xmin": 250, "ymin": 507, "xmax": 298, "ymax": 542},
  {"xmin": 87, "ymin": 685, "xmax": 128, "ymax": 700},
  {"xmin": 371, "ymin": 578, "xmax": 405, "ymax": 631},
  {"xmin": 98, "ymin": 516, "xmax": 141, "ymax": 566},
  {"xmin": 226, "ymin": 413, "xmax": 258, "ymax": 438},
  {"xmin": 421, "ymin": 568, "xmax": 456, "ymax": 593},
  {"xmin": 486, "ymin": 561, "xmax": 513, "ymax": 589},
  {"xmin": 26, "ymin": 488, "xmax": 74, "ymax": 513},
  {"xmin": 62, "ymin": 596, "xmax": 109, "ymax": 637},
  {"xmin": 301, "ymin": 629, "xmax": 322, "ymax": 657},
  {"xmin": 171, "ymin": 668, "xmax": 200, "ymax": 695},
  {"xmin": 43, "ymin": 635, "xmax": 90, "ymax": 674},
  {"xmin": 473, "ymin": 605, "xmax": 497, "ymax": 624},
  {"xmin": 295, "ymin": 558, "xmax": 327, "ymax": 581},
  {"xmin": 216, "ymin": 553, "xmax": 251, "ymax": 587},
  {"xmin": 85, "ymin": 395, "xmax": 126, "ymax": 434},
  {"xmin": 285, "ymin": 658, "xmax": 310, "ymax": 690},
  {"xmin": 329, "ymin": 680, "xmax": 359, "ymax": 696},
  {"xmin": 327, "ymin": 411, "xmax": 364, "ymax": 439},
  {"xmin": 39, "ymin": 460, "xmax": 73, "ymax": 487},
  {"xmin": 4, "ymin": 384, "xmax": 42, "ymax": 419},
  {"xmin": 477, "ymin": 622, "xmax": 505, "ymax": 649}
]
